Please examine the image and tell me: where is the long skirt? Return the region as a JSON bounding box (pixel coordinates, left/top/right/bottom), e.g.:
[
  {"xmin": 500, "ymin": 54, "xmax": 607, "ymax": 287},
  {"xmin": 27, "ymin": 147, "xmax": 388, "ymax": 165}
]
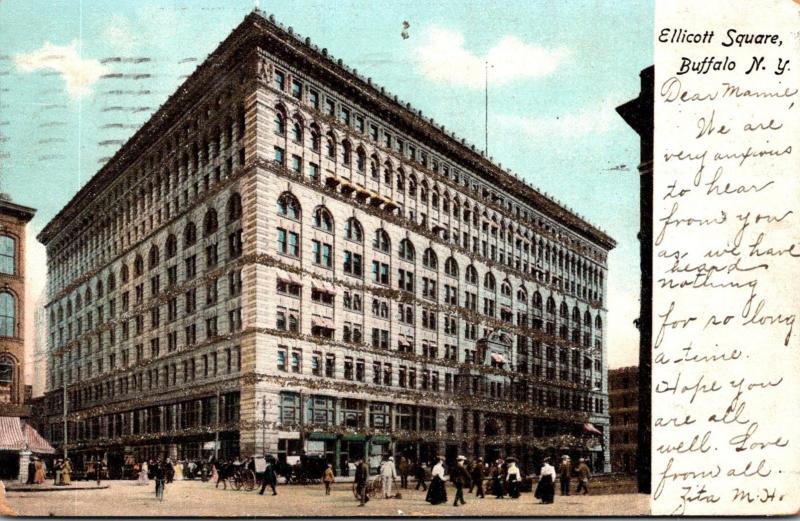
[
  {"xmin": 174, "ymin": 464, "xmax": 184, "ymax": 480},
  {"xmin": 534, "ymin": 475, "xmax": 555, "ymax": 503},
  {"xmin": 491, "ymin": 476, "xmax": 505, "ymax": 497},
  {"xmin": 137, "ymin": 469, "xmax": 149, "ymax": 485},
  {"xmin": 508, "ymin": 479, "xmax": 520, "ymax": 499},
  {"xmin": 425, "ymin": 476, "xmax": 448, "ymax": 505}
]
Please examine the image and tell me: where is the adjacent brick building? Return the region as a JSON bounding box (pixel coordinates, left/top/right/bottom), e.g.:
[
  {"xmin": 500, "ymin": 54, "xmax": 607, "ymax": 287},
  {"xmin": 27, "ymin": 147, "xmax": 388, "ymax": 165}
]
[
  {"xmin": 36, "ymin": 11, "xmax": 615, "ymax": 475},
  {"xmin": 609, "ymin": 366, "xmax": 638, "ymax": 473}
]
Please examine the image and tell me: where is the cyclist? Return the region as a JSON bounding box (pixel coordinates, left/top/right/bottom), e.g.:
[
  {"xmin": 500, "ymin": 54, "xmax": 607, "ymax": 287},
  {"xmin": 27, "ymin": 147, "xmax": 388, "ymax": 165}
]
[{"xmin": 153, "ymin": 460, "xmax": 166, "ymax": 501}]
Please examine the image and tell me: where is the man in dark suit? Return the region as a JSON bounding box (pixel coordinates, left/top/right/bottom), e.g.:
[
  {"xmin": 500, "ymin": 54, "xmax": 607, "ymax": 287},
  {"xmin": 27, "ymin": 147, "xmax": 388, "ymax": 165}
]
[
  {"xmin": 354, "ymin": 458, "xmax": 370, "ymax": 506},
  {"xmin": 258, "ymin": 455, "xmax": 278, "ymax": 496},
  {"xmin": 450, "ymin": 455, "xmax": 471, "ymax": 506}
]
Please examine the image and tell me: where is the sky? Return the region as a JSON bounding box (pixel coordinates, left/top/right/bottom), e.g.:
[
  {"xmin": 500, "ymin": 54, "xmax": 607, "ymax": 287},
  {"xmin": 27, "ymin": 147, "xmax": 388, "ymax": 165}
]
[{"xmin": 0, "ymin": 0, "xmax": 653, "ymax": 390}]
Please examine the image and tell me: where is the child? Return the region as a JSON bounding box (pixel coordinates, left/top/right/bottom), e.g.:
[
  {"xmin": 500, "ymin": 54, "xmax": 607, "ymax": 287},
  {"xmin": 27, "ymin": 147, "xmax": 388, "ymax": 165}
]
[{"xmin": 323, "ymin": 464, "xmax": 335, "ymax": 495}]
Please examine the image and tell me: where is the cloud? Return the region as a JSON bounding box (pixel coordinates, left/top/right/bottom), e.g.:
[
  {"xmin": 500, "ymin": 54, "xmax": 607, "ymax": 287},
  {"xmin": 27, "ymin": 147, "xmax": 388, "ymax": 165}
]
[
  {"xmin": 495, "ymin": 99, "xmax": 618, "ymax": 139},
  {"xmin": 103, "ymin": 15, "xmax": 139, "ymax": 54},
  {"xmin": 15, "ymin": 41, "xmax": 109, "ymax": 99},
  {"xmin": 414, "ymin": 26, "xmax": 569, "ymax": 89}
]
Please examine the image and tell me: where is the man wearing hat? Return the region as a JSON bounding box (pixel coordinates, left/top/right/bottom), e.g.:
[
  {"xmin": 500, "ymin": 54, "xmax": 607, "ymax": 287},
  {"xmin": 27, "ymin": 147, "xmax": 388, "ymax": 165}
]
[
  {"xmin": 379, "ymin": 456, "xmax": 397, "ymax": 499},
  {"xmin": 575, "ymin": 458, "xmax": 591, "ymax": 495},
  {"xmin": 450, "ymin": 455, "xmax": 471, "ymax": 506},
  {"xmin": 354, "ymin": 457, "xmax": 370, "ymax": 506},
  {"xmin": 558, "ymin": 455, "xmax": 571, "ymax": 496},
  {"xmin": 470, "ymin": 457, "xmax": 486, "ymax": 498}
]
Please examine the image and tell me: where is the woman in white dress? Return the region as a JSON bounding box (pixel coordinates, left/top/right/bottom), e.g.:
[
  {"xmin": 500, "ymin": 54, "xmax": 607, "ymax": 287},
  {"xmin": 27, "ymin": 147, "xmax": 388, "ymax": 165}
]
[
  {"xmin": 137, "ymin": 460, "xmax": 150, "ymax": 485},
  {"xmin": 174, "ymin": 460, "xmax": 184, "ymax": 481}
]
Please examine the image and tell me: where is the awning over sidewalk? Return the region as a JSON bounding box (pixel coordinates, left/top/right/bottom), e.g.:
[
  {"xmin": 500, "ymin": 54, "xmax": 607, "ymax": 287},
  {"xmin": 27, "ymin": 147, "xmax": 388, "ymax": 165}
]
[
  {"xmin": 0, "ymin": 417, "xmax": 55, "ymax": 453},
  {"xmin": 0, "ymin": 416, "xmax": 26, "ymax": 451},
  {"xmin": 583, "ymin": 422, "xmax": 603, "ymax": 436}
]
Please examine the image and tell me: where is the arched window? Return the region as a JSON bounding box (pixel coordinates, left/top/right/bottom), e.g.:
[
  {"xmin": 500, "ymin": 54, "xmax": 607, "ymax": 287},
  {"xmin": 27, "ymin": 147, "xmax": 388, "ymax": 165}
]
[
  {"xmin": 326, "ymin": 134, "xmax": 336, "ymax": 158},
  {"xmin": 484, "ymin": 272, "xmax": 496, "ymax": 291},
  {"xmin": 165, "ymin": 234, "xmax": 178, "ymax": 259},
  {"xmin": 0, "ymin": 235, "xmax": 16, "ymax": 275},
  {"xmin": 533, "ymin": 291, "xmax": 543, "ymax": 310},
  {"xmin": 356, "ymin": 147, "xmax": 366, "ymax": 172},
  {"xmin": 309, "ymin": 124, "xmax": 321, "ymax": 151},
  {"xmin": 227, "ymin": 193, "xmax": 242, "ymax": 222},
  {"xmin": 383, "ymin": 161, "xmax": 392, "ymax": 185},
  {"xmin": 84, "ymin": 287, "xmax": 92, "ymax": 305},
  {"xmin": 431, "ymin": 190, "xmax": 439, "ymax": 209},
  {"xmin": 274, "ymin": 111, "xmax": 285, "ymax": 135},
  {"xmin": 595, "ymin": 315, "xmax": 603, "ymax": 329},
  {"xmin": 134, "ymin": 255, "xmax": 144, "ymax": 277},
  {"xmin": 313, "ymin": 206, "xmax": 333, "ymax": 232},
  {"xmin": 345, "ymin": 218, "xmax": 363, "ymax": 242},
  {"xmin": 517, "ymin": 287, "xmax": 528, "ymax": 302},
  {"xmin": 546, "ymin": 297, "xmax": 556, "ymax": 314},
  {"xmin": 0, "ymin": 292, "xmax": 16, "ymax": 337},
  {"xmin": 108, "ymin": 272, "xmax": 116, "ymax": 291},
  {"xmin": 75, "ymin": 293, "xmax": 82, "ymax": 311},
  {"xmin": 399, "ymin": 239, "xmax": 415, "ymax": 262},
  {"xmin": 501, "ymin": 280, "xmax": 511, "ymax": 296},
  {"xmin": 373, "ymin": 229, "xmax": 390, "ymax": 252},
  {"xmin": 584, "ymin": 310, "xmax": 592, "ymax": 326},
  {"xmin": 57, "ymin": 306, "xmax": 63, "ymax": 322},
  {"xmin": 341, "ymin": 140, "xmax": 352, "ymax": 165},
  {"xmin": 446, "ymin": 415, "xmax": 455, "ymax": 434},
  {"xmin": 203, "ymin": 208, "xmax": 219, "ymax": 236},
  {"xmin": 96, "ymin": 279, "xmax": 104, "ymax": 298},
  {"xmin": 420, "ymin": 182, "xmax": 428, "ymax": 203},
  {"xmin": 369, "ymin": 155, "xmax": 379, "ymax": 179},
  {"xmin": 291, "ymin": 120, "xmax": 302, "ymax": 142},
  {"xmin": 277, "ymin": 192, "xmax": 301, "ymax": 220},
  {"xmin": 148, "ymin": 245, "xmax": 160, "ymax": 269},
  {"xmin": 560, "ymin": 301, "xmax": 568, "ymax": 318},
  {"xmin": 396, "ymin": 169, "xmax": 405, "ymax": 191},
  {"xmin": 184, "ymin": 221, "xmax": 197, "ymax": 247},
  {"xmin": 572, "ymin": 306, "xmax": 581, "ymax": 323},
  {"xmin": 444, "ymin": 257, "xmax": 459, "ymax": 277},
  {"xmin": 465, "ymin": 265, "xmax": 478, "ymax": 285},
  {"xmin": 408, "ymin": 174, "xmax": 417, "ymax": 196},
  {"xmin": 422, "ymin": 248, "xmax": 438, "ymax": 270}
]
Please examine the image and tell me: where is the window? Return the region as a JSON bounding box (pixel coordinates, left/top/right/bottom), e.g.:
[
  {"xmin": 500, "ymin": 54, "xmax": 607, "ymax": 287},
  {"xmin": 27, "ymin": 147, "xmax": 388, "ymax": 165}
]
[
  {"xmin": 0, "ymin": 292, "xmax": 15, "ymax": 337},
  {"xmin": 484, "ymin": 272, "xmax": 496, "ymax": 291},
  {"xmin": 422, "ymin": 248, "xmax": 438, "ymax": 270},
  {"xmin": 277, "ymin": 228, "xmax": 300, "ymax": 257},
  {"xmin": 0, "ymin": 236, "xmax": 15, "ymax": 274},
  {"xmin": 311, "ymin": 240, "xmax": 332, "ymax": 267},
  {"xmin": 184, "ymin": 222, "xmax": 197, "ymax": 247},
  {"xmin": 274, "ymin": 146, "xmax": 285, "ymax": 165},
  {"xmin": 343, "ymin": 251, "xmax": 363, "ymax": 277},
  {"xmin": 313, "ymin": 206, "xmax": 333, "ymax": 231},
  {"xmin": 444, "ymin": 257, "xmax": 459, "ymax": 277},
  {"xmin": 466, "ymin": 265, "xmax": 478, "ymax": 284},
  {"xmin": 227, "ymin": 193, "xmax": 242, "ymax": 222},
  {"xmin": 274, "ymin": 70, "xmax": 285, "ymax": 91},
  {"xmin": 277, "ymin": 192, "xmax": 301, "ymax": 220},
  {"xmin": 309, "ymin": 89, "xmax": 319, "ymax": 109},
  {"xmin": 203, "ymin": 209, "xmax": 218, "ymax": 236},
  {"xmin": 399, "ymin": 239, "xmax": 415, "ymax": 261},
  {"xmin": 371, "ymin": 261, "xmax": 390, "ymax": 285},
  {"xmin": 291, "ymin": 79, "xmax": 302, "ymax": 99},
  {"xmin": 344, "ymin": 218, "xmax": 363, "ymax": 242},
  {"xmin": 398, "ymin": 269, "xmax": 414, "ymax": 293},
  {"xmin": 373, "ymin": 229, "xmax": 390, "ymax": 252}
]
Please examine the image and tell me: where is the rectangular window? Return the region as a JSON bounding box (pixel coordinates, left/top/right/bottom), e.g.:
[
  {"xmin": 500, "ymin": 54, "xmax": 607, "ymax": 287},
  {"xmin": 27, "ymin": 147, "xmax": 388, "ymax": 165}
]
[
  {"xmin": 274, "ymin": 146, "xmax": 285, "ymax": 165},
  {"xmin": 309, "ymin": 89, "xmax": 319, "ymax": 109},
  {"xmin": 309, "ymin": 162, "xmax": 319, "ymax": 181},
  {"xmin": 274, "ymin": 69, "xmax": 285, "ymax": 91},
  {"xmin": 343, "ymin": 251, "xmax": 363, "ymax": 276},
  {"xmin": 291, "ymin": 79, "xmax": 302, "ymax": 99},
  {"xmin": 291, "ymin": 154, "xmax": 302, "ymax": 174}
]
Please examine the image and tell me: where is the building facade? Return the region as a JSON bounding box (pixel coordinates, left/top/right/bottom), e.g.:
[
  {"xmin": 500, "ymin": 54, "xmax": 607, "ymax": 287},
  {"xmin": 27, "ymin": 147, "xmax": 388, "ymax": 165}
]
[
  {"xmin": 608, "ymin": 366, "xmax": 638, "ymax": 473},
  {"xmin": 0, "ymin": 194, "xmax": 35, "ymax": 408},
  {"xmin": 36, "ymin": 11, "xmax": 615, "ymax": 475}
]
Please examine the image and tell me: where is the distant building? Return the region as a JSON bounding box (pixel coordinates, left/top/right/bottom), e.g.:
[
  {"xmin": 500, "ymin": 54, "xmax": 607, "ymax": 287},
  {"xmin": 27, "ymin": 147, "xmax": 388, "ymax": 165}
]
[
  {"xmin": 32, "ymin": 289, "xmax": 48, "ymax": 398},
  {"xmin": 608, "ymin": 366, "xmax": 638, "ymax": 473}
]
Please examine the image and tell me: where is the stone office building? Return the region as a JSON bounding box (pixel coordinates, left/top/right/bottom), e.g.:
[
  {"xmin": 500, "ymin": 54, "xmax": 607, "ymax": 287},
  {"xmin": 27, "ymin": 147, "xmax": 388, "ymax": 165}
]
[
  {"xmin": 609, "ymin": 366, "xmax": 639, "ymax": 474},
  {"xmin": 36, "ymin": 10, "xmax": 614, "ymax": 474}
]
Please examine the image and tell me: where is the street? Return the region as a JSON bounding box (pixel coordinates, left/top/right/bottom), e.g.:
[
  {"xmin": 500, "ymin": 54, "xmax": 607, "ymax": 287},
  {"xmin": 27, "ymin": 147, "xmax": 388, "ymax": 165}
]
[{"xmin": 4, "ymin": 479, "xmax": 650, "ymax": 517}]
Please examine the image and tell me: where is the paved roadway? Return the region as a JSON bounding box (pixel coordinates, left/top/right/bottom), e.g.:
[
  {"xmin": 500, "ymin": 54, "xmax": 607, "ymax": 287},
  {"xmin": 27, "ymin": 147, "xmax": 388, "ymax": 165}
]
[{"xmin": 3, "ymin": 479, "xmax": 650, "ymax": 517}]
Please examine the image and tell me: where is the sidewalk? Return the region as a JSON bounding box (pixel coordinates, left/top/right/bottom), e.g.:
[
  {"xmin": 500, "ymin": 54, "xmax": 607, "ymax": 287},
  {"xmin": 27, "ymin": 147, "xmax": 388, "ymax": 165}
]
[{"xmin": 4, "ymin": 480, "xmax": 110, "ymax": 492}]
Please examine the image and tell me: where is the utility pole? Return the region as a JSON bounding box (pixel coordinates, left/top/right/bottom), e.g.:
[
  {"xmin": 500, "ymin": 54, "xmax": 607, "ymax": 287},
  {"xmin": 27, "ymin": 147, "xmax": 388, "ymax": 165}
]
[{"xmin": 62, "ymin": 372, "xmax": 68, "ymax": 459}]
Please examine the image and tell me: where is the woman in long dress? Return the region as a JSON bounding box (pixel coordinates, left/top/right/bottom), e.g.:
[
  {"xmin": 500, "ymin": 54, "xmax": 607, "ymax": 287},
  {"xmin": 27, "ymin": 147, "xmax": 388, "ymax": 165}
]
[
  {"xmin": 61, "ymin": 459, "xmax": 73, "ymax": 485},
  {"xmin": 506, "ymin": 459, "xmax": 522, "ymax": 499},
  {"xmin": 534, "ymin": 458, "xmax": 556, "ymax": 504},
  {"xmin": 174, "ymin": 460, "xmax": 184, "ymax": 481},
  {"xmin": 490, "ymin": 460, "xmax": 505, "ymax": 498},
  {"xmin": 425, "ymin": 457, "xmax": 448, "ymax": 505},
  {"xmin": 138, "ymin": 461, "xmax": 150, "ymax": 485},
  {"xmin": 34, "ymin": 459, "xmax": 45, "ymax": 484}
]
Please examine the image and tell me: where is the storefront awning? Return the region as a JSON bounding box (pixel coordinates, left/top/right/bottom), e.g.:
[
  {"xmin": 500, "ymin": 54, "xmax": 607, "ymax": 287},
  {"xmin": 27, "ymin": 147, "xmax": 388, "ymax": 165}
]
[
  {"xmin": 308, "ymin": 432, "xmax": 337, "ymax": 441},
  {"xmin": 490, "ymin": 353, "xmax": 506, "ymax": 364},
  {"xmin": 0, "ymin": 416, "xmax": 26, "ymax": 451},
  {"xmin": 371, "ymin": 435, "xmax": 391, "ymax": 443},
  {"xmin": 21, "ymin": 422, "xmax": 55, "ymax": 454},
  {"xmin": 341, "ymin": 434, "xmax": 366, "ymax": 442}
]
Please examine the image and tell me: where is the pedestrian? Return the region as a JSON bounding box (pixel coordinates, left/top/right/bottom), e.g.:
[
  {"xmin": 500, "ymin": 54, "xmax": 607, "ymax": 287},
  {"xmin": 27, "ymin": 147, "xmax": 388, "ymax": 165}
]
[
  {"xmin": 490, "ymin": 459, "xmax": 505, "ymax": 499},
  {"xmin": 163, "ymin": 458, "xmax": 173, "ymax": 484},
  {"xmin": 34, "ymin": 458, "xmax": 45, "ymax": 484},
  {"xmin": 380, "ymin": 456, "xmax": 397, "ymax": 498},
  {"xmin": 153, "ymin": 460, "xmax": 166, "ymax": 501},
  {"xmin": 61, "ymin": 458, "xmax": 72, "ymax": 485},
  {"xmin": 413, "ymin": 460, "xmax": 428, "ymax": 491},
  {"xmin": 450, "ymin": 455, "xmax": 470, "ymax": 507},
  {"xmin": 216, "ymin": 460, "xmax": 229, "ymax": 490},
  {"xmin": 95, "ymin": 460, "xmax": 104, "ymax": 486},
  {"xmin": 398, "ymin": 456, "xmax": 410, "ymax": 489},
  {"xmin": 174, "ymin": 460, "xmax": 184, "ymax": 481},
  {"xmin": 341, "ymin": 457, "xmax": 350, "ymax": 478},
  {"xmin": 323, "ymin": 463, "xmax": 335, "ymax": 495},
  {"xmin": 138, "ymin": 460, "xmax": 150, "ymax": 486},
  {"xmin": 54, "ymin": 458, "xmax": 62, "ymax": 486},
  {"xmin": 258, "ymin": 455, "xmax": 277, "ymax": 496},
  {"xmin": 559, "ymin": 455, "xmax": 571, "ymax": 496},
  {"xmin": 535, "ymin": 458, "xmax": 556, "ymax": 504},
  {"xmin": 354, "ymin": 458, "xmax": 369, "ymax": 506},
  {"xmin": 425, "ymin": 456, "xmax": 447, "ymax": 505},
  {"xmin": 470, "ymin": 457, "xmax": 485, "ymax": 498},
  {"xmin": 575, "ymin": 458, "xmax": 591, "ymax": 495},
  {"xmin": 506, "ymin": 458, "xmax": 521, "ymax": 499}
]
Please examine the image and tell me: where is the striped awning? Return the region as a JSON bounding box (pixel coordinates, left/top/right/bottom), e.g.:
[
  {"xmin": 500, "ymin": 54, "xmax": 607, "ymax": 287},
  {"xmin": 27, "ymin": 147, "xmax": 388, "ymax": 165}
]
[
  {"xmin": 0, "ymin": 416, "xmax": 26, "ymax": 451},
  {"xmin": 276, "ymin": 269, "xmax": 301, "ymax": 285},
  {"xmin": 312, "ymin": 281, "xmax": 337, "ymax": 294},
  {"xmin": 312, "ymin": 316, "xmax": 335, "ymax": 329},
  {"xmin": 21, "ymin": 421, "xmax": 55, "ymax": 454}
]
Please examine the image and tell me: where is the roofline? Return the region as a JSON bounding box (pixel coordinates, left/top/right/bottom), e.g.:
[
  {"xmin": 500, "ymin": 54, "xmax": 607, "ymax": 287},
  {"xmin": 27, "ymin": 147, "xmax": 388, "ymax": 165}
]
[
  {"xmin": 39, "ymin": 10, "xmax": 616, "ymax": 251},
  {"xmin": 0, "ymin": 199, "xmax": 37, "ymax": 222}
]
